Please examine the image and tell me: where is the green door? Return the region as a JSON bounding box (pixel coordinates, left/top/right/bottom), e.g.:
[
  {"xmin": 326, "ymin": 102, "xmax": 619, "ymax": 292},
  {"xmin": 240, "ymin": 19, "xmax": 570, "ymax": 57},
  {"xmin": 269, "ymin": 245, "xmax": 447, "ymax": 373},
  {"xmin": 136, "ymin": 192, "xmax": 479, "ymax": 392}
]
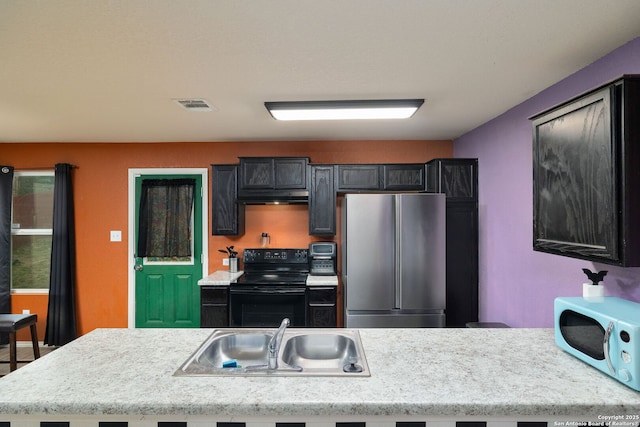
[{"xmin": 134, "ymin": 174, "xmax": 203, "ymax": 328}]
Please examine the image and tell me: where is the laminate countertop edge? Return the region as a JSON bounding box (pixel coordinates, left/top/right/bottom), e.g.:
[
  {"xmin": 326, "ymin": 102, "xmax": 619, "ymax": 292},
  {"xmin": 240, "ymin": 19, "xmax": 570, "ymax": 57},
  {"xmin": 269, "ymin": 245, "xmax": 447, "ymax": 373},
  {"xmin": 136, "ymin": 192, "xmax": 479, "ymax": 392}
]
[{"xmin": 0, "ymin": 328, "xmax": 638, "ymax": 418}]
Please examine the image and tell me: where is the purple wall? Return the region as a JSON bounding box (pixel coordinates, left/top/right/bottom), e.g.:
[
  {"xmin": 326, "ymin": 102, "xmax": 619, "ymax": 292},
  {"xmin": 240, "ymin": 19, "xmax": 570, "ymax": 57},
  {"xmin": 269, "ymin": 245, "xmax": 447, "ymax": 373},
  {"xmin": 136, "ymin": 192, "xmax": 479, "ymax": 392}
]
[{"xmin": 455, "ymin": 37, "xmax": 640, "ymax": 327}]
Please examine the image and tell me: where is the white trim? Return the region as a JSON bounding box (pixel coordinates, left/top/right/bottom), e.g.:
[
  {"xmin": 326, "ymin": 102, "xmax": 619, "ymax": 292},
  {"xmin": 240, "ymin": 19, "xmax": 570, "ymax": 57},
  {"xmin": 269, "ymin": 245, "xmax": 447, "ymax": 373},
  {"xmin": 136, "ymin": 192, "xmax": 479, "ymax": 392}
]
[
  {"xmin": 11, "ymin": 229, "xmax": 52, "ymax": 235},
  {"xmin": 11, "ymin": 289, "xmax": 48, "ymax": 295},
  {"xmin": 13, "ymin": 170, "xmax": 55, "ymax": 177},
  {"xmin": 127, "ymin": 168, "xmax": 208, "ymax": 329}
]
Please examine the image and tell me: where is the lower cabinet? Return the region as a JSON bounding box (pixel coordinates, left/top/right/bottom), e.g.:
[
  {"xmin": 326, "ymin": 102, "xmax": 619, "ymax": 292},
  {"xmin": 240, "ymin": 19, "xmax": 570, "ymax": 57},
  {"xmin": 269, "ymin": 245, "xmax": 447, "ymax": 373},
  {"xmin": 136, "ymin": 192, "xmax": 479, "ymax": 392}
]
[
  {"xmin": 306, "ymin": 287, "xmax": 337, "ymax": 327},
  {"xmin": 200, "ymin": 286, "xmax": 229, "ymax": 327}
]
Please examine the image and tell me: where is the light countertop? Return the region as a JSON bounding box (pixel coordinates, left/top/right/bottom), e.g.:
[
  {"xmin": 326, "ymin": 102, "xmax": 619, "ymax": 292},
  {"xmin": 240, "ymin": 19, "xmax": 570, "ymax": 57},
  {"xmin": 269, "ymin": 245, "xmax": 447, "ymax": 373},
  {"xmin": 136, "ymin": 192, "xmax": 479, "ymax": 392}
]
[
  {"xmin": 197, "ymin": 270, "xmax": 244, "ymax": 286},
  {"xmin": 306, "ymin": 274, "xmax": 338, "ymax": 286},
  {"xmin": 198, "ymin": 271, "xmax": 338, "ymax": 287},
  {"xmin": 0, "ymin": 328, "xmax": 638, "ymax": 419}
]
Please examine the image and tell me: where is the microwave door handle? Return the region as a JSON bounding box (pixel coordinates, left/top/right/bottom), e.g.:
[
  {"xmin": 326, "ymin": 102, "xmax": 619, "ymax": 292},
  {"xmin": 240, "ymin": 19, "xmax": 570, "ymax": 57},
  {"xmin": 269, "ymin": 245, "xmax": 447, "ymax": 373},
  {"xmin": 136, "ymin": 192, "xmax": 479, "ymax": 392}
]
[{"xmin": 603, "ymin": 321, "xmax": 615, "ymax": 375}]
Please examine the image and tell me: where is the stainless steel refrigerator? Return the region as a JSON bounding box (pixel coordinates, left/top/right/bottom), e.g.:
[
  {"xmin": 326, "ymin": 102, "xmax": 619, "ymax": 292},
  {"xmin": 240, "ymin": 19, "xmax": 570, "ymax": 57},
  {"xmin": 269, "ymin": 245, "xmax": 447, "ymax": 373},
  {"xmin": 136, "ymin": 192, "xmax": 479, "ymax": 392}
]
[{"xmin": 341, "ymin": 193, "xmax": 446, "ymax": 328}]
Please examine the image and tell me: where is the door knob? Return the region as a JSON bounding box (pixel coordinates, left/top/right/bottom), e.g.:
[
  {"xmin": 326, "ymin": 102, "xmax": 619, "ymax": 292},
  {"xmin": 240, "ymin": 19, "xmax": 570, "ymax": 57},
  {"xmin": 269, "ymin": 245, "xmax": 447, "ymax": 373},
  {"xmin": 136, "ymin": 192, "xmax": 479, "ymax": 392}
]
[{"xmin": 134, "ymin": 265, "xmax": 144, "ymax": 271}]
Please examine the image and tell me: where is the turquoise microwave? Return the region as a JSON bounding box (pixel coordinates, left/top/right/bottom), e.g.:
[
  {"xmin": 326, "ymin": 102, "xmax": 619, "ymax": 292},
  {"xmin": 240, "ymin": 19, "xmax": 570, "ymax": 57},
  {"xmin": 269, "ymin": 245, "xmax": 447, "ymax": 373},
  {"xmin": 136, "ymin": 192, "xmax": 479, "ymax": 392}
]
[{"xmin": 555, "ymin": 296, "xmax": 640, "ymax": 391}]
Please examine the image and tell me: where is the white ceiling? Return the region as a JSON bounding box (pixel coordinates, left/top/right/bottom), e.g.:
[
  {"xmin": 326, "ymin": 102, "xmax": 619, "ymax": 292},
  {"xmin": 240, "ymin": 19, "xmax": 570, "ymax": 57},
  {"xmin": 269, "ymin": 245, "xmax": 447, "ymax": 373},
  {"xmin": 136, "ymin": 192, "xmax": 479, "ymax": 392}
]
[{"xmin": 1, "ymin": 0, "xmax": 640, "ymax": 143}]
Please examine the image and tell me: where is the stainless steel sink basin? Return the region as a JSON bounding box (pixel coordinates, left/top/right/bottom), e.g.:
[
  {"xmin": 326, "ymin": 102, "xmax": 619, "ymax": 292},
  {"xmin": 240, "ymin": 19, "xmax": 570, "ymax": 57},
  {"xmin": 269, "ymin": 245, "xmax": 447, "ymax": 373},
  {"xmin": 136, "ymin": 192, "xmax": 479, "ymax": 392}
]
[
  {"xmin": 194, "ymin": 332, "xmax": 272, "ymax": 369},
  {"xmin": 175, "ymin": 328, "xmax": 370, "ymax": 377},
  {"xmin": 281, "ymin": 333, "xmax": 360, "ymax": 371}
]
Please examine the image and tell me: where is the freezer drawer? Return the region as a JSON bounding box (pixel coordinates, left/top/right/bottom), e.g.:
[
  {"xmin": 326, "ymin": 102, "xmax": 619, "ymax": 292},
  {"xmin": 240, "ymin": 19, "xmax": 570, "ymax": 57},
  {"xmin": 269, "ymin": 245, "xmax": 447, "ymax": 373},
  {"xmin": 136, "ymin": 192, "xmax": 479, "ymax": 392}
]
[{"xmin": 345, "ymin": 311, "xmax": 445, "ymax": 328}]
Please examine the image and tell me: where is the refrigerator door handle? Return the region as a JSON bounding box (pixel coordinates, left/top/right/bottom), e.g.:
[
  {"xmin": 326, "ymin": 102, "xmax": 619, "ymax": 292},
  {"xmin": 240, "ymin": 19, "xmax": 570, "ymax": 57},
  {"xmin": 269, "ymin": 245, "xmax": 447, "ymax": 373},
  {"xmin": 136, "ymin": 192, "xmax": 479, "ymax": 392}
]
[{"xmin": 394, "ymin": 195, "xmax": 401, "ymax": 309}]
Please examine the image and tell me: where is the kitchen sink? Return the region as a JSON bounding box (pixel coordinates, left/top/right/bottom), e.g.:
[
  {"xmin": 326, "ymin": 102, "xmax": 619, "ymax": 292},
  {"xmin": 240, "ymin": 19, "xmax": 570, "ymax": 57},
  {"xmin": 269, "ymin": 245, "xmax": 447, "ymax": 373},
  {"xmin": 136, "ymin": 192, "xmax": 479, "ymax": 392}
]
[
  {"xmin": 281, "ymin": 333, "xmax": 361, "ymax": 371},
  {"xmin": 174, "ymin": 328, "xmax": 370, "ymax": 377},
  {"xmin": 191, "ymin": 332, "xmax": 272, "ymax": 371}
]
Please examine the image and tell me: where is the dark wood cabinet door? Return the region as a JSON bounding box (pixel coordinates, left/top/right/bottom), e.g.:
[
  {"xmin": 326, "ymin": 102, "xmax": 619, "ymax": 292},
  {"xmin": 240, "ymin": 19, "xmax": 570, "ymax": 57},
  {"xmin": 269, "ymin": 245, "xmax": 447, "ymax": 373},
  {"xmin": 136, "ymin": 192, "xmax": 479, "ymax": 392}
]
[
  {"xmin": 309, "ymin": 165, "xmax": 336, "ymax": 235},
  {"xmin": 382, "ymin": 164, "xmax": 425, "ymax": 191},
  {"xmin": 445, "ymin": 201, "xmax": 478, "ymax": 327},
  {"xmin": 274, "ymin": 157, "xmax": 308, "ymax": 189},
  {"xmin": 239, "ymin": 157, "xmax": 274, "ymax": 189},
  {"xmin": 532, "ymin": 86, "xmax": 618, "ymax": 263},
  {"xmin": 239, "ymin": 157, "xmax": 308, "ymax": 190},
  {"xmin": 308, "ymin": 305, "xmax": 336, "ymax": 328},
  {"xmin": 200, "ymin": 286, "xmax": 229, "ymax": 327},
  {"xmin": 307, "ymin": 287, "xmax": 337, "ymax": 327},
  {"xmin": 426, "ymin": 159, "xmax": 477, "ymax": 200},
  {"xmin": 336, "ymin": 165, "xmax": 381, "ymax": 191},
  {"xmin": 531, "ymin": 76, "xmax": 640, "ymax": 266},
  {"xmin": 211, "ymin": 165, "xmax": 244, "ymax": 235},
  {"xmin": 201, "ymin": 304, "xmax": 228, "ymax": 328}
]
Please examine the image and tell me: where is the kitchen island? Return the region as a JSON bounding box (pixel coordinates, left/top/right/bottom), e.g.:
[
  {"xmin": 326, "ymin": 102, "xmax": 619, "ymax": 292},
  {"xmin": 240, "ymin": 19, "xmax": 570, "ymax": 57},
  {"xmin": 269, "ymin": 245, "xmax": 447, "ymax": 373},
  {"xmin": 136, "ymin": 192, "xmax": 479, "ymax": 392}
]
[{"xmin": 0, "ymin": 328, "xmax": 639, "ymax": 426}]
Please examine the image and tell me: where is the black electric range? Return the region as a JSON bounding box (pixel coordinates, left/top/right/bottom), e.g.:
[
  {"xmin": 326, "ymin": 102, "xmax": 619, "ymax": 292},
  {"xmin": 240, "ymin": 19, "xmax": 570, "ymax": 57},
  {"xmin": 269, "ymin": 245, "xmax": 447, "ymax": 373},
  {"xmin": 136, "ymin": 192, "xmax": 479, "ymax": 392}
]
[{"xmin": 229, "ymin": 248, "xmax": 309, "ymax": 327}]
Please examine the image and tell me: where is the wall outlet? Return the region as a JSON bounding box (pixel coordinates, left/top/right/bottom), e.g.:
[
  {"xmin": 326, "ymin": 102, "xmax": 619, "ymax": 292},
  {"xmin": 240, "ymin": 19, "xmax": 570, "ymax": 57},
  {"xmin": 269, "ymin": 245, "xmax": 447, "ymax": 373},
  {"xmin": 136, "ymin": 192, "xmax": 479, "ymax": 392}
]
[
  {"xmin": 222, "ymin": 258, "xmax": 229, "ymax": 266},
  {"xmin": 22, "ymin": 309, "xmax": 30, "ymax": 314},
  {"xmin": 110, "ymin": 230, "xmax": 122, "ymax": 242}
]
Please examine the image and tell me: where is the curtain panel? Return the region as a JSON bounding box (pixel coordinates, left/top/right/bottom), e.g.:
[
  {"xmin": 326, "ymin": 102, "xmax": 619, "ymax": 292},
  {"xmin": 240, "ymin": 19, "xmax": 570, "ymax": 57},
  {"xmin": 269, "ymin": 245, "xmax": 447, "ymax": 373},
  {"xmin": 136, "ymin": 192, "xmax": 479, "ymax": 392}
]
[
  {"xmin": 0, "ymin": 166, "xmax": 14, "ymax": 345},
  {"xmin": 44, "ymin": 163, "xmax": 77, "ymax": 346},
  {"xmin": 137, "ymin": 179, "xmax": 195, "ymax": 258}
]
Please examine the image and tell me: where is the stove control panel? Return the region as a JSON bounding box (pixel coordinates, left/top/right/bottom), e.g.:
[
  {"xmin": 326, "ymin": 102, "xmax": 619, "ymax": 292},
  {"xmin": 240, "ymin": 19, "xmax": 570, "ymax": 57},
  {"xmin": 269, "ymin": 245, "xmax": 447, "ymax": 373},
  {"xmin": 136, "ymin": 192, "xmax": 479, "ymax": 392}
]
[{"xmin": 243, "ymin": 248, "xmax": 308, "ymax": 264}]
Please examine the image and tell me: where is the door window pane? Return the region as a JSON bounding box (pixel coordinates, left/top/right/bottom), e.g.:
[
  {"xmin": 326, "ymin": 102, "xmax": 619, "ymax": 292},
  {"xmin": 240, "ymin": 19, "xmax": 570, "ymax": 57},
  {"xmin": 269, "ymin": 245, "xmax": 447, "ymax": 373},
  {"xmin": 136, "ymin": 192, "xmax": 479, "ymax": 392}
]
[{"xmin": 137, "ymin": 178, "xmax": 195, "ymax": 260}]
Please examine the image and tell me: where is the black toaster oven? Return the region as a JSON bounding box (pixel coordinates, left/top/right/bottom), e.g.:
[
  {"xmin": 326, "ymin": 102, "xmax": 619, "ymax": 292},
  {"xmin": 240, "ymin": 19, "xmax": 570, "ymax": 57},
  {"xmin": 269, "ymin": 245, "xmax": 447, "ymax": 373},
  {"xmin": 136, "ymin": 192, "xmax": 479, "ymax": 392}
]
[{"xmin": 308, "ymin": 242, "xmax": 337, "ymax": 275}]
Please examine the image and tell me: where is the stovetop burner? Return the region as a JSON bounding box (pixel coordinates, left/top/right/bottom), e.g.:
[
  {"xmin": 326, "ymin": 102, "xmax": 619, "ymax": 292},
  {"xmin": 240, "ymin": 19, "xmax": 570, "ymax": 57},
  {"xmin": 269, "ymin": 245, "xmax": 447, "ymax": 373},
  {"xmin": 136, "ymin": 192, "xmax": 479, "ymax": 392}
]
[{"xmin": 235, "ymin": 248, "xmax": 309, "ymax": 286}]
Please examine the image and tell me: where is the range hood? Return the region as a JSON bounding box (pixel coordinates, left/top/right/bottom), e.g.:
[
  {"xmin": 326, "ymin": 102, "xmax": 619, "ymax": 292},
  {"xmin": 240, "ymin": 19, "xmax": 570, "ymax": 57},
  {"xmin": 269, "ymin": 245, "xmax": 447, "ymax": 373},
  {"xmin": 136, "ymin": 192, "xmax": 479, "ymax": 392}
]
[{"xmin": 237, "ymin": 190, "xmax": 309, "ymax": 204}]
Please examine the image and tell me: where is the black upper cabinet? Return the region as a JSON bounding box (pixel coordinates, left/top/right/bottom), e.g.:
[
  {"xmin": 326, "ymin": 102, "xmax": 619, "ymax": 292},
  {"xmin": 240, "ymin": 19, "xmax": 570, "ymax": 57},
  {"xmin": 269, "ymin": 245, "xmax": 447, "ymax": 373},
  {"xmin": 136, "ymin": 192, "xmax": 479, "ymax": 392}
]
[
  {"xmin": 336, "ymin": 164, "xmax": 381, "ymax": 191},
  {"xmin": 211, "ymin": 164, "xmax": 245, "ymax": 236},
  {"xmin": 382, "ymin": 164, "xmax": 425, "ymax": 191},
  {"xmin": 426, "ymin": 158, "xmax": 477, "ymax": 200},
  {"xmin": 213, "ymin": 158, "xmax": 469, "ymax": 238},
  {"xmin": 530, "ymin": 75, "xmax": 640, "ymax": 266},
  {"xmin": 309, "ymin": 165, "xmax": 336, "ymax": 236},
  {"xmin": 238, "ymin": 157, "xmax": 309, "ymax": 202},
  {"xmin": 336, "ymin": 164, "xmax": 425, "ymax": 192}
]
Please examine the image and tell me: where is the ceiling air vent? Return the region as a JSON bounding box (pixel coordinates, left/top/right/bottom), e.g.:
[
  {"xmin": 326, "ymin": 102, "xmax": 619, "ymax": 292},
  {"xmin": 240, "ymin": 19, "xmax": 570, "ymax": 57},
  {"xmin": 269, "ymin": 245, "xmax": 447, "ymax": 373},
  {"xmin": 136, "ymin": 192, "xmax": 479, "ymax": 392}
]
[{"xmin": 174, "ymin": 99, "xmax": 214, "ymax": 112}]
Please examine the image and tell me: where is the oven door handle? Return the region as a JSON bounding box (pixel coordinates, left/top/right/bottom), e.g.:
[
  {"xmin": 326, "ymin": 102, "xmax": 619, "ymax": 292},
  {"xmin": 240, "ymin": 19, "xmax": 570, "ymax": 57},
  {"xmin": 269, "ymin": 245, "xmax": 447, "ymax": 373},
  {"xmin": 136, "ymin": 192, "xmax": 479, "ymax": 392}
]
[{"xmin": 230, "ymin": 287, "xmax": 306, "ymax": 296}]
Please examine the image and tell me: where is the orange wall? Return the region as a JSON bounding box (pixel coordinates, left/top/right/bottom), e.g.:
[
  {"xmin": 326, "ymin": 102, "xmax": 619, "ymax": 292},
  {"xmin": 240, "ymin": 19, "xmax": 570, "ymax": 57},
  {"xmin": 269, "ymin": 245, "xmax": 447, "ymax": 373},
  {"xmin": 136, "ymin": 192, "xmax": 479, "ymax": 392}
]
[{"xmin": 3, "ymin": 140, "xmax": 453, "ymax": 339}]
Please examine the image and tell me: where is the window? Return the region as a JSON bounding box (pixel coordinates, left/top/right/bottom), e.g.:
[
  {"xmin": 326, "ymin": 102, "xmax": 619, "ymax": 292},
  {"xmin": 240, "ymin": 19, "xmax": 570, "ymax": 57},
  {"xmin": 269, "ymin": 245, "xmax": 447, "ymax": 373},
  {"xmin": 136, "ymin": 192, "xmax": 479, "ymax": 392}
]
[
  {"xmin": 11, "ymin": 171, "xmax": 54, "ymax": 292},
  {"xmin": 137, "ymin": 178, "xmax": 195, "ymax": 264}
]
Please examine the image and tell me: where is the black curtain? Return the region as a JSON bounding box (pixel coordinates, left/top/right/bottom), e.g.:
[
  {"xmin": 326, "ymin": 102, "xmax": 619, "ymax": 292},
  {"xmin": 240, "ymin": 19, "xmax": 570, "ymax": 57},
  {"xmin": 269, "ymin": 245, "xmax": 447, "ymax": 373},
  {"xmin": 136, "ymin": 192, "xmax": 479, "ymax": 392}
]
[
  {"xmin": 137, "ymin": 179, "xmax": 195, "ymax": 258},
  {"xmin": 0, "ymin": 166, "xmax": 14, "ymax": 345},
  {"xmin": 44, "ymin": 163, "xmax": 77, "ymax": 346}
]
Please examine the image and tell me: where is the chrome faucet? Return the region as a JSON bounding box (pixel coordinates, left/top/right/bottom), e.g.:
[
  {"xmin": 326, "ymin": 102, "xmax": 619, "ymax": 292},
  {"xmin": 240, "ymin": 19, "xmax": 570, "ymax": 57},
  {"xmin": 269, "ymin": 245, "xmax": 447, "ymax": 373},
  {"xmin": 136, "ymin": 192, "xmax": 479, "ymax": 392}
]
[{"xmin": 267, "ymin": 318, "xmax": 290, "ymax": 369}]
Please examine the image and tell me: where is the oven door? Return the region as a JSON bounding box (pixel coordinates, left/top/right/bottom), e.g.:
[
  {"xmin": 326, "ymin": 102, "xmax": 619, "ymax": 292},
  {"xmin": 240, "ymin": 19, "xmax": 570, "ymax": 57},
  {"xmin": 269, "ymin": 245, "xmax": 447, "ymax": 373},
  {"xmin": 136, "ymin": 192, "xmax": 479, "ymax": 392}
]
[{"xmin": 229, "ymin": 286, "xmax": 306, "ymax": 327}]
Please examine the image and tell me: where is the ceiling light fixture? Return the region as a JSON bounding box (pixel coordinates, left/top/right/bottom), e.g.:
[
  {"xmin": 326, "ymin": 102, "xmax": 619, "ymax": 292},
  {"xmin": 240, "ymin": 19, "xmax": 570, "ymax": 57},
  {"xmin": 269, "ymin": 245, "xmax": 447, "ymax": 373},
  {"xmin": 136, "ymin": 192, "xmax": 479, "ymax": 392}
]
[{"xmin": 264, "ymin": 99, "xmax": 424, "ymax": 121}]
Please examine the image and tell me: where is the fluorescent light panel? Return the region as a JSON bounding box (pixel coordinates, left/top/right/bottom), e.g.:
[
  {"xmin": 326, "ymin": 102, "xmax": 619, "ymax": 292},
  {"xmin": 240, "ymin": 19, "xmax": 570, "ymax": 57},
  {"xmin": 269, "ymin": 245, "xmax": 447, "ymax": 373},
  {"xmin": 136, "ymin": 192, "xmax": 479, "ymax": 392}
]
[{"xmin": 265, "ymin": 99, "xmax": 424, "ymax": 121}]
